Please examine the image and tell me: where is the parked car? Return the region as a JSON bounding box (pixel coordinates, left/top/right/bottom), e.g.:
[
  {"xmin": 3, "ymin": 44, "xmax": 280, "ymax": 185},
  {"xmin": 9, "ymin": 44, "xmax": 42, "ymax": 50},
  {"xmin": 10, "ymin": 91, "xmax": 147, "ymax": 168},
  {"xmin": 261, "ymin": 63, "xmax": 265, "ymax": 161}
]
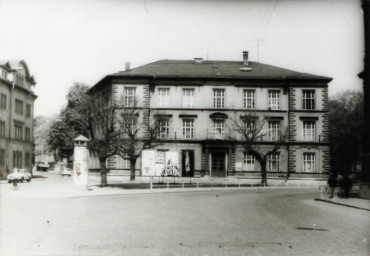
[
  {"xmin": 37, "ymin": 162, "xmax": 49, "ymax": 171},
  {"xmin": 7, "ymin": 168, "xmax": 32, "ymax": 183},
  {"xmin": 61, "ymin": 168, "xmax": 72, "ymax": 176}
]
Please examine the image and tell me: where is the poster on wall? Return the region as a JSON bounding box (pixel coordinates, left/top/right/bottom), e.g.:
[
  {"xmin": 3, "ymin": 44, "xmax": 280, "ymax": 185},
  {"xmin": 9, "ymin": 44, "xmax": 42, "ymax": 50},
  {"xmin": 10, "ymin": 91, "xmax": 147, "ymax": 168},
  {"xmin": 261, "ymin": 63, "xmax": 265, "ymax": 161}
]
[
  {"xmin": 141, "ymin": 150, "xmax": 156, "ymax": 176},
  {"xmin": 161, "ymin": 151, "xmax": 180, "ymax": 177},
  {"xmin": 155, "ymin": 151, "xmax": 165, "ymax": 176},
  {"xmin": 142, "ymin": 150, "xmax": 180, "ymax": 176}
]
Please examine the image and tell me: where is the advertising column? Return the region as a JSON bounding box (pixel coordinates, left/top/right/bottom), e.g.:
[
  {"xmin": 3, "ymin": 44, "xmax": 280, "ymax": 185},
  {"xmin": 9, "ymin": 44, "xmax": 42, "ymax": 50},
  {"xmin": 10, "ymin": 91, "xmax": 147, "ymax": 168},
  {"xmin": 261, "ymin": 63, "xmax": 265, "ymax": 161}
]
[{"xmin": 73, "ymin": 135, "xmax": 89, "ymax": 187}]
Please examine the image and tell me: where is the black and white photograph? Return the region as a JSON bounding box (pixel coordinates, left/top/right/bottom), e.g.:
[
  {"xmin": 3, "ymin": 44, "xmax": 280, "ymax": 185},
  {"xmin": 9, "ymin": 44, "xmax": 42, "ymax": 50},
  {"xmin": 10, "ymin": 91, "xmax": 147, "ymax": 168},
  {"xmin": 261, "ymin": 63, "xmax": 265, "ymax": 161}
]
[{"xmin": 0, "ymin": 0, "xmax": 369, "ymax": 255}]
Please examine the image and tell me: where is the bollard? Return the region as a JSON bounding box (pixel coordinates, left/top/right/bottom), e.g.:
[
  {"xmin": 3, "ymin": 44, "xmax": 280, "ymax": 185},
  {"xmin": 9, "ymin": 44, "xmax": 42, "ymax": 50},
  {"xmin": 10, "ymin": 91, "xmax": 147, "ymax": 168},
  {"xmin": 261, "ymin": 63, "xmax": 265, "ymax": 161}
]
[
  {"xmin": 182, "ymin": 182, "xmax": 184, "ymax": 189},
  {"xmin": 239, "ymin": 180, "xmax": 241, "ymax": 188},
  {"xmin": 197, "ymin": 182, "xmax": 199, "ymax": 189},
  {"xmin": 167, "ymin": 182, "xmax": 169, "ymax": 190},
  {"xmin": 150, "ymin": 179, "xmax": 153, "ymax": 190}
]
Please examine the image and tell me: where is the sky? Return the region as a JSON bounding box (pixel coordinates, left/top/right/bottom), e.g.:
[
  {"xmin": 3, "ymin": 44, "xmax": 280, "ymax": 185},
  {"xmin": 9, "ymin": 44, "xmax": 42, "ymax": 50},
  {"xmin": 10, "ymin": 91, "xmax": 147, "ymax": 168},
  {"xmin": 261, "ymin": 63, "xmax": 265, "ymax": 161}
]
[{"xmin": 0, "ymin": 0, "xmax": 365, "ymax": 116}]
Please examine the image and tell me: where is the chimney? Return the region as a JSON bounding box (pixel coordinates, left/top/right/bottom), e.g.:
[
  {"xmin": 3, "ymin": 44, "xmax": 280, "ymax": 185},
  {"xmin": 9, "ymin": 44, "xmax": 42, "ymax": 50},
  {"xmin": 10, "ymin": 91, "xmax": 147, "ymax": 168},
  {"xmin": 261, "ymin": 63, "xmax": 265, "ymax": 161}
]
[
  {"xmin": 194, "ymin": 58, "xmax": 203, "ymax": 64},
  {"xmin": 125, "ymin": 62, "xmax": 130, "ymax": 71},
  {"xmin": 243, "ymin": 51, "xmax": 249, "ymax": 66}
]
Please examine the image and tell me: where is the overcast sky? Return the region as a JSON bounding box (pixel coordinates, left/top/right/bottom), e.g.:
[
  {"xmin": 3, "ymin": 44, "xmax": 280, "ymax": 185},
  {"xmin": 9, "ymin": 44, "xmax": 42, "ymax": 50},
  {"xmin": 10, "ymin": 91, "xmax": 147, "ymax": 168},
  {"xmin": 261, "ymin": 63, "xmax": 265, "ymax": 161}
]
[{"xmin": 0, "ymin": 0, "xmax": 364, "ymax": 116}]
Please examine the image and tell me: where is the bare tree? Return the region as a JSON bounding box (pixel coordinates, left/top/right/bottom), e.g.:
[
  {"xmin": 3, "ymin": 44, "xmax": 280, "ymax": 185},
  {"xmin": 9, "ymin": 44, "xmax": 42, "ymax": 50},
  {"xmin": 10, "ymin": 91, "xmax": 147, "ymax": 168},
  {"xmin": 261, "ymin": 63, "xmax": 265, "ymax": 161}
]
[
  {"xmin": 232, "ymin": 114, "xmax": 288, "ymax": 186},
  {"xmin": 86, "ymin": 90, "xmax": 125, "ymax": 186},
  {"xmin": 116, "ymin": 102, "xmax": 163, "ymax": 181}
]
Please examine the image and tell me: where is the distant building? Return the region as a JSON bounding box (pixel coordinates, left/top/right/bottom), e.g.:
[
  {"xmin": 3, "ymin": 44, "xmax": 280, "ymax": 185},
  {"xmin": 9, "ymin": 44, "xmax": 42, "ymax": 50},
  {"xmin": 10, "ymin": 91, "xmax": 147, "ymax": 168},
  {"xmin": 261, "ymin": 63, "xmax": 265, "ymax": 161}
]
[
  {"xmin": 91, "ymin": 52, "xmax": 332, "ymax": 180},
  {"xmin": 0, "ymin": 60, "xmax": 37, "ymax": 178}
]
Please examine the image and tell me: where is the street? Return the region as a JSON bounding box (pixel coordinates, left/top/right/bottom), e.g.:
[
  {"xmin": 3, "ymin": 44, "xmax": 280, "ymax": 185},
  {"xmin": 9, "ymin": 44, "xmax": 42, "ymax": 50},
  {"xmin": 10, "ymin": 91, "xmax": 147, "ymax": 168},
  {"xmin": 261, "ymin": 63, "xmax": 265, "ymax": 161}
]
[{"xmin": 1, "ymin": 171, "xmax": 369, "ymax": 256}]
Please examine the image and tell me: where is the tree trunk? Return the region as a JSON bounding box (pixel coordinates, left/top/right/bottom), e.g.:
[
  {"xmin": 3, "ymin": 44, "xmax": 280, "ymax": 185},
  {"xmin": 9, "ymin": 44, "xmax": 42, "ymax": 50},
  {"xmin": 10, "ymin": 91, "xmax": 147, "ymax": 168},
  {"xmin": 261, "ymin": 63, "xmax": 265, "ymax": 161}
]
[
  {"xmin": 130, "ymin": 158, "xmax": 137, "ymax": 181},
  {"xmin": 100, "ymin": 158, "xmax": 107, "ymax": 187},
  {"xmin": 260, "ymin": 160, "xmax": 268, "ymax": 186}
]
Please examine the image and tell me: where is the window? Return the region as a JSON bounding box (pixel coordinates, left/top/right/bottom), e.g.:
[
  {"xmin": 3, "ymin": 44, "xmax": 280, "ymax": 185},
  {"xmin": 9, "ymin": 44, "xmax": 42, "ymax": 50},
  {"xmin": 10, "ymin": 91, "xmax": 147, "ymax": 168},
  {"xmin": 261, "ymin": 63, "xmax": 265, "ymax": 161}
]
[
  {"xmin": 213, "ymin": 89, "xmax": 225, "ymax": 108},
  {"xmin": 183, "ymin": 119, "xmax": 194, "ymax": 138},
  {"xmin": 122, "ymin": 154, "xmax": 131, "ymax": 169},
  {"xmin": 243, "ymin": 119, "xmax": 256, "ymax": 131},
  {"xmin": 2, "ymin": 69, "xmax": 7, "ymax": 79},
  {"xmin": 0, "ymin": 121, "xmax": 5, "ymax": 137},
  {"xmin": 14, "ymin": 123, "xmax": 23, "ymax": 140},
  {"xmin": 25, "ymin": 152, "xmax": 31, "ymax": 169},
  {"xmin": 302, "ymin": 90, "xmax": 315, "ymax": 110},
  {"xmin": 244, "ymin": 153, "xmax": 255, "ymax": 171},
  {"xmin": 303, "ymin": 121, "xmax": 315, "ymax": 141},
  {"xmin": 182, "ymin": 89, "xmax": 194, "ymax": 108},
  {"xmin": 0, "ymin": 94, "xmax": 6, "ymax": 109},
  {"xmin": 15, "ymin": 74, "xmax": 25, "ymax": 87},
  {"xmin": 268, "ymin": 152, "xmax": 280, "ymax": 172},
  {"xmin": 158, "ymin": 88, "xmax": 169, "ymax": 107},
  {"xmin": 15, "ymin": 99, "xmax": 23, "ymax": 114},
  {"xmin": 268, "ymin": 121, "xmax": 280, "ymax": 140},
  {"xmin": 158, "ymin": 119, "xmax": 169, "ymax": 138},
  {"xmin": 268, "ymin": 90, "xmax": 280, "ymax": 110},
  {"xmin": 244, "ymin": 90, "xmax": 255, "ymax": 109},
  {"xmin": 124, "ymin": 87, "xmax": 136, "ymax": 106},
  {"xmin": 122, "ymin": 114, "xmax": 137, "ymax": 134},
  {"xmin": 303, "ymin": 153, "xmax": 316, "ymax": 172},
  {"xmin": 26, "ymin": 104, "xmax": 31, "ymax": 118},
  {"xmin": 25, "ymin": 127, "xmax": 31, "ymax": 141},
  {"xmin": 213, "ymin": 120, "xmax": 225, "ymax": 139}
]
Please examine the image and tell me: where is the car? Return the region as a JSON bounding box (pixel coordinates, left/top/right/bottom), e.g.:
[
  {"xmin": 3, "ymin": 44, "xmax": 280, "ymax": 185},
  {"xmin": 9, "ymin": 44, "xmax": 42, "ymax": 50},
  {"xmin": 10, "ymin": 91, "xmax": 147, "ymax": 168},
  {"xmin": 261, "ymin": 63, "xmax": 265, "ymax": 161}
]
[
  {"xmin": 61, "ymin": 168, "xmax": 72, "ymax": 176},
  {"xmin": 7, "ymin": 168, "xmax": 32, "ymax": 183},
  {"xmin": 37, "ymin": 162, "xmax": 49, "ymax": 171}
]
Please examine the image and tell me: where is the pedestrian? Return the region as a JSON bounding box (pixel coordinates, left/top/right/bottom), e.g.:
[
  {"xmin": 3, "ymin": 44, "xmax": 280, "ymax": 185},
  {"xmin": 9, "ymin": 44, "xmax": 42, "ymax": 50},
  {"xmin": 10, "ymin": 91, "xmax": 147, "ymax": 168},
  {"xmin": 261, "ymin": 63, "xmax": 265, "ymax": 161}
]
[
  {"xmin": 12, "ymin": 179, "xmax": 18, "ymax": 190},
  {"xmin": 327, "ymin": 173, "xmax": 337, "ymax": 198},
  {"xmin": 11, "ymin": 168, "xmax": 19, "ymax": 190},
  {"xmin": 342, "ymin": 175, "xmax": 352, "ymax": 198}
]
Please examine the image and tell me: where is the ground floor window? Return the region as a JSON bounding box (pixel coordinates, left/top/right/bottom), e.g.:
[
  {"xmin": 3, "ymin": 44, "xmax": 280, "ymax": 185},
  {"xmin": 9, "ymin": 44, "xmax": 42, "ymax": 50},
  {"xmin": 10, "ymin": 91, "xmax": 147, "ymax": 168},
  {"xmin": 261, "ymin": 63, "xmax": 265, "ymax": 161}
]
[
  {"xmin": 303, "ymin": 152, "xmax": 316, "ymax": 172},
  {"xmin": 122, "ymin": 154, "xmax": 130, "ymax": 169},
  {"xmin": 243, "ymin": 153, "xmax": 255, "ymax": 171},
  {"xmin": 268, "ymin": 152, "xmax": 280, "ymax": 172},
  {"xmin": 25, "ymin": 152, "xmax": 31, "ymax": 169},
  {"xmin": 107, "ymin": 154, "xmax": 131, "ymax": 169},
  {"xmin": 13, "ymin": 150, "xmax": 22, "ymax": 168}
]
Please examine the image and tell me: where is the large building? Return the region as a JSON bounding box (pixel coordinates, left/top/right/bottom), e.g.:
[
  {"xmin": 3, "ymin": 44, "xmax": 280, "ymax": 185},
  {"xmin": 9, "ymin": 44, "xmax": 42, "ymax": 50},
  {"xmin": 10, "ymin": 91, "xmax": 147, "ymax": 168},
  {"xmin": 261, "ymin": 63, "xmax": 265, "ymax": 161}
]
[
  {"xmin": 0, "ymin": 60, "xmax": 37, "ymax": 179},
  {"xmin": 91, "ymin": 52, "xmax": 331, "ymax": 181}
]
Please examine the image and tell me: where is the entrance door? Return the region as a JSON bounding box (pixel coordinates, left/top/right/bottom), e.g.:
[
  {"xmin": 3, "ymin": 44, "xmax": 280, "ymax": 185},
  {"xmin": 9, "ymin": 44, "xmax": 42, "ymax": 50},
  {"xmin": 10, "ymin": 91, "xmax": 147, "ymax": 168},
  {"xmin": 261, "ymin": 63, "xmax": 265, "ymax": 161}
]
[
  {"xmin": 211, "ymin": 151, "xmax": 226, "ymax": 177},
  {"xmin": 182, "ymin": 150, "xmax": 194, "ymax": 177}
]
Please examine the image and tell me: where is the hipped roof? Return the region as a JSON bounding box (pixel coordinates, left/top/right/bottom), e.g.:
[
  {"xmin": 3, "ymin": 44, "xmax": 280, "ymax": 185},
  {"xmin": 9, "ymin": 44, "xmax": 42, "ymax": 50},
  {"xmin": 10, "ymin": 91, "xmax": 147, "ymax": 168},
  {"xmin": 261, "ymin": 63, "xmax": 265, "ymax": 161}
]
[{"xmin": 91, "ymin": 59, "xmax": 332, "ymax": 90}]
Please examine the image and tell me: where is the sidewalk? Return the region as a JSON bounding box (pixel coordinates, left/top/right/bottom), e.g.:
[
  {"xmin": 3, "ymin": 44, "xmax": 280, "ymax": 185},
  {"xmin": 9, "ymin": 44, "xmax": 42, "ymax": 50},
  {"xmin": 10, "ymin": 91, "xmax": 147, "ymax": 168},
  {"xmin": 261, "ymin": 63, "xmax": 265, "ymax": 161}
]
[{"xmin": 315, "ymin": 196, "xmax": 370, "ymax": 211}]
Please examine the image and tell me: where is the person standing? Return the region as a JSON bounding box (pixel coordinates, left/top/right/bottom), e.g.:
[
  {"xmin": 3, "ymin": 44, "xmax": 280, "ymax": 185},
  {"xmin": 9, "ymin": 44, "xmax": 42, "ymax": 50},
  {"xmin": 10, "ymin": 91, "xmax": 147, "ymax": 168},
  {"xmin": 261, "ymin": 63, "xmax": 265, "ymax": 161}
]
[
  {"xmin": 328, "ymin": 174, "xmax": 337, "ymax": 198},
  {"xmin": 342, "ymin": 175, "xmax": 353, "ymax": 198},
  {"xmin": 328, "ymin": 173, "xmax": 337, "ymax": 198}
]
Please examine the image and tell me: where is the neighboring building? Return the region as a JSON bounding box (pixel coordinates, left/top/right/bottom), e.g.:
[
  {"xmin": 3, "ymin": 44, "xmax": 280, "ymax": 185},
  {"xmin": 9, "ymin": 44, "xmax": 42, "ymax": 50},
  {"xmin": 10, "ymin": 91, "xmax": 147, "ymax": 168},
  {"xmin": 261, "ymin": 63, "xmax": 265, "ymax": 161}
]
[
  {"xmin": 90, "ymin": 52, "xmax": 332, "ymax": 180},
  {"xmin": 0, "ymin": 60, "xmax": 37, "ymax": 178}
]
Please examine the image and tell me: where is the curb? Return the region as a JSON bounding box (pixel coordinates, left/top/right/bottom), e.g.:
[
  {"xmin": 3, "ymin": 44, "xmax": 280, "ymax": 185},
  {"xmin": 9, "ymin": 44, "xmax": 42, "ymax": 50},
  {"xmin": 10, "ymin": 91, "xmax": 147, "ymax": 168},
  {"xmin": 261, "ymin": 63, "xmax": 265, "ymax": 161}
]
[
  {"xmin": 314, "ymin": 198, "xmax": 370, "ymax": 212},
  {"xmin": 67, "ymin": 186, "xmax": 317, "ymax": 198}
]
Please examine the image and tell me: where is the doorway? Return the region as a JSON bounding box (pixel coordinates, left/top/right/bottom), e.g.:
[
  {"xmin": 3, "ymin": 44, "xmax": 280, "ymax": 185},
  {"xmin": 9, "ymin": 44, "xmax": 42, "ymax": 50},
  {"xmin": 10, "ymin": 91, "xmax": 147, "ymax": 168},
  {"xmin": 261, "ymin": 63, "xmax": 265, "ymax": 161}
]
[
  {"xmin": 182, "ymin": 150, "xmax": 194, "ymax": 177},
  {"xmin": 211, "ymin": 151, "xmax": 226, "ymax": 177}
]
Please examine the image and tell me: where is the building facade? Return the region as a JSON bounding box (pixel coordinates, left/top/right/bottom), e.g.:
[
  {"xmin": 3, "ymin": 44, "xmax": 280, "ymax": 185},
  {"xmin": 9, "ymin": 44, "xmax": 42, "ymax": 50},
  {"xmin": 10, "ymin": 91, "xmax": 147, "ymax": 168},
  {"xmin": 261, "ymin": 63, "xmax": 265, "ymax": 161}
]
[
  {"xmin": 91, "ymin": 52, "xmax": 331, "ymax": 180},
  {"xmin": 0, "ymin": 60, "xmax": 37, "ymax": 178}
]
